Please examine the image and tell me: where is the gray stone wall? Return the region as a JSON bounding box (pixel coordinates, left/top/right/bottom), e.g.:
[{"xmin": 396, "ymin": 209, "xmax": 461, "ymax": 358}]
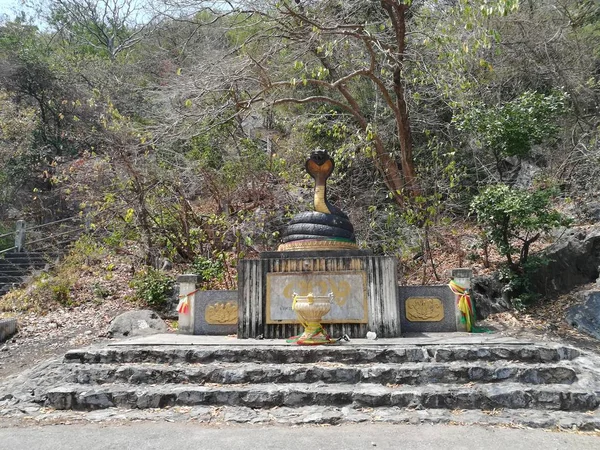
[{"xmin": 193, "ymin": 290, "xmax": 238, "ymax": 336}]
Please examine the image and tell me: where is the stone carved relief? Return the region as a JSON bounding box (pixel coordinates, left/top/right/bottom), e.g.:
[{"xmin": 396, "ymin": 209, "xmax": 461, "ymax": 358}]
[
  {"xmin": 405, "ymin": 297, "xmax": 444, "ymax": 322},
  {"xmin": 205, "ymin": 302, "xmax": 238, "ymax": 325}
]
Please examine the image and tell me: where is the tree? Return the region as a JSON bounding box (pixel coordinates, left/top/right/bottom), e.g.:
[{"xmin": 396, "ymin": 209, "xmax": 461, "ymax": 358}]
[
  {"xmin": 44, "ymin": 0, "xmax": 165, "ymax": 61},
  {"xmin": 155, "ymin": 0, "xmax": 521, "ymax": 207},
  {"xmin": 455, "ymin": 90, "xmax": 568, "ymax": 181},
  {"xmin": 470, "ymin": 184, "xmax": 570, "ymax": 273}
]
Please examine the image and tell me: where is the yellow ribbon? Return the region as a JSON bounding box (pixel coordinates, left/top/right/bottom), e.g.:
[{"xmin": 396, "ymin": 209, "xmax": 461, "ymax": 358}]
[{"xmin": 448, "ymin": 279, "xmax": 473, "ymax": 332}]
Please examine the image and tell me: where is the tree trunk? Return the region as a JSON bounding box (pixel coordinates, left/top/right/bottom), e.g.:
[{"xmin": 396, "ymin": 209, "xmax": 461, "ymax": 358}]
[{"xmin": 382, "ymin": 1, "xmax": 419, "ymax": 195}]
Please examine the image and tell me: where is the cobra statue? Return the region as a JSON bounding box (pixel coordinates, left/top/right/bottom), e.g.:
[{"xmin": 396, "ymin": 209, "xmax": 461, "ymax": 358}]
[{"xmin": 278, "ymin": 149, "xmax": 358, "ymax": 251}]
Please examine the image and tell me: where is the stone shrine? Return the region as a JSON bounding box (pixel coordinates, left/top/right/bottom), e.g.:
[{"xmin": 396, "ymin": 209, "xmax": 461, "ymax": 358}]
[
  {"xmin": 237, "ymin": 150, "xmax": 400, "ymax": 340},
  {"xmin": 179, "ymin": 151, "xmax": 473, "ymax": 338}
]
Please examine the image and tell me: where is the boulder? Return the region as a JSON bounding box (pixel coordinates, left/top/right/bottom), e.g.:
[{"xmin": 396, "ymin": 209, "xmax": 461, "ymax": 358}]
[
  {"xmin": 471, "ymin": 274, "xmax": 512, "ymax": 319},
  {"xmin": 566, "ymin": 290, "xmax": 600, "ymax": 340},
  {"xmin": 497, "ymin": 156, "xmax": 541, "ymax": 189},
  {"xmin": 531, "ymin": 226, "xmax": 600, "ymax": 296},
  {"xmin": 107, "ymin": 310, "xmax": 168, "ymax": 338},
  {"xmin": 583, "ymin": 201, "xmax": 600, "ymax": 221}
]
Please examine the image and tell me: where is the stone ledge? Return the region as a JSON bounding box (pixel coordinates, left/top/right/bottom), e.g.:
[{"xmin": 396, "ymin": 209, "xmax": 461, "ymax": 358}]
[
  {"xmin": 0, "ymin": 318, "xmax": 17, "ymax": 343},
  {"xmin": 259, "ymin": 249, "xmax": 373, "ymax": 259}
]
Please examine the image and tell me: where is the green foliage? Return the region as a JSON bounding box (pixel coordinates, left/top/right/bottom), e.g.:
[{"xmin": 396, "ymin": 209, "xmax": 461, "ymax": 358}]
[
  {"xmin": 192, "ymin": 256, "xmax": 225, "ymax": 283},
  {"xmin": 49, "ymin": 277, "xmax": 73, "ymax": 306},
  {"xmin": 0, "ymin": 223, "xmax": 13, "ymax": 251},
  {"xmin": 221, "ymin": 138, "xmax": 270, "ymax": 188},
  {"xmin": 91, "ymin": 281, "xmax": 110, "ymax": 300},
  {"xmin": 131, "ymin": 267, "xmax": 174, "ymax": 309},
  {"xmin": 455, "ymin": 91, "xmax": 568, "ymax": 159},
  {"xmin": 472, "ymin": 183, "xmax": 571, "ymax": 307},
  {"xmin": 63, "ymin": 235, "xmax": 107, "ymax": 267},
  {"xmin": 498, "ymin": 255, "xmax": 550, "ymax": 309},
  {"xmin": 185, "ymin": 134, "xmax": 225, "ymax": 169},
  {"xmin": 365, "ymin": 203, "xmax": 412, "ymax": 257},
  {"xmin": 470, "ymin": 184, "xmax": 570, "ymax": 270}
]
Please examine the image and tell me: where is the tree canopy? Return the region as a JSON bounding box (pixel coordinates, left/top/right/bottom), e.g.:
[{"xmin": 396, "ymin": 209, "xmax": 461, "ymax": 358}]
[{"xmin": 0, "ymin": 0, "xmax": 598, "ymax": 278}]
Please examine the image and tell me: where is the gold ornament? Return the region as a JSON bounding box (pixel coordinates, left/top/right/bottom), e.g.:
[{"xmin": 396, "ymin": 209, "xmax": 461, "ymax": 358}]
[
  {"xmin": 405, "ymin": 297, "xmax": 444, "ymax": 322},
  {"xmin": 205, "ymin": 302, "xmax": 238, "ymax": 325}
]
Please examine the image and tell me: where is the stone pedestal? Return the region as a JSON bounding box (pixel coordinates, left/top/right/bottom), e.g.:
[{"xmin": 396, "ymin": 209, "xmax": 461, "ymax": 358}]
[
  {"xmin": 237, "ymin": 250, "xmax": 400, "ymax": 339},
  {"xmin": 177, "ymin": 274, "xmax": 198, "ymax": 335}
]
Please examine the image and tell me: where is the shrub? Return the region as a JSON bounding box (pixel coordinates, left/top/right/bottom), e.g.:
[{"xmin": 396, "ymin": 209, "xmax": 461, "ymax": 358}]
[
  {"xmin": 471, "ymin": 184, "xmax": 570, "ymax": 271},
  {"xmin": 131, "ymin": 267, "xmax": 174, "ymax": 309},
  {"xmin": 192, "ymin": 256, "xmax": 225, "ymax": 283},
  {"xmin": 471, "ymin": 184, "xmax": 571, "ymax": 306}
]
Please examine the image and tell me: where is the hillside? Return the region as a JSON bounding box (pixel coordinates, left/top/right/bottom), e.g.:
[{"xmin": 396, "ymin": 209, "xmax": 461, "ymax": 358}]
[{"xmin": 1, "ymin": 0, "xmax": 600, "ymax": 366}]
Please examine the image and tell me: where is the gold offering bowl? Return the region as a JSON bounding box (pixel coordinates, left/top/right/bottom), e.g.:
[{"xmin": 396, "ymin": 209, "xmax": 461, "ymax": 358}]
[{"xmin": 292, "ymin": 292, "xmax": 333, "ymax": 322}]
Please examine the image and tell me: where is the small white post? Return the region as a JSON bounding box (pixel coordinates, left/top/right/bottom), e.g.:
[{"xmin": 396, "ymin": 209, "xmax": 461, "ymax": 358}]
[
  {"xmin": 15, "ymin": 220, "xmax": 26, "ymax": 252},
  {"xmin": 451, "ymin": 268, "xmax": 473, "ymax": 332},
  {"xmin": 84, "ymin": 207, "xmax": 92, "ymax": 233},
  {"xmin": 177, "ymin": 274, "xmax": 198, "ymax": 334}
]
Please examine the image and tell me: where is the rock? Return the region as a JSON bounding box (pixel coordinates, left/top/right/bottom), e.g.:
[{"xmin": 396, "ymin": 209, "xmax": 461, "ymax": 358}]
[
  {"xmin": 583, "ymin": 201, "xmax": 600, "ymax": 221},
  {"xmin": 161, "ymin": 285, "xmax": 180, "ymax": 321},
  {"xmin": 530, "ymin": 226, "xmax": 600, "ymax": 297},
  {"xmin": 107, "ymin": 310, "xmax": 168, "ymax": 338},
  {"xmin": 497, "ymin": 157, "xmax": 541, "ymax": 189},
  {"xmin": 566, "ymin": 290, "xmax": 600, "ymax": 340},
  {"xmin": 471, "ymin": 274, "xmax": 512, "ymax": 319}
]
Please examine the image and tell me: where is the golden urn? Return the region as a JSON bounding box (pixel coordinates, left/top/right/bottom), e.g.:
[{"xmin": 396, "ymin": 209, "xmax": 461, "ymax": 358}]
[{"xmin": 288, "ymin": 292, "xmax": 335, "ymax": 345}]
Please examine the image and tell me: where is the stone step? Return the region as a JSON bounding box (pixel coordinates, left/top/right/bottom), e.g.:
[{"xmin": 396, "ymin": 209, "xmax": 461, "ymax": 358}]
[
  {"xmin": 1, "ymin": 252, "xmax": 55, "ymax": 265},
  {"xmin": 62, "ymin": 361, "xmax": 579, "ymax": 386},
  {"xmin": 2, "ymin": 252, "xmax": 53, "ymax": 258},
  {"xmin": 44, "ymin": 381, "xmax": 599, "ymax": 412},
  {"xmin": 0, "ymin": 268, "xmax": 28, "ymax": 275},
  {"xmin": 0, "ymin": 275, "xmax": 24, "ymax": 282},
  {"xmin": 0, "ymin": 259, "xmax": 48, "ymax": 268},
  {"xmin": 64, "ymin": 344, "xmax": 580, "ymax": 366}
]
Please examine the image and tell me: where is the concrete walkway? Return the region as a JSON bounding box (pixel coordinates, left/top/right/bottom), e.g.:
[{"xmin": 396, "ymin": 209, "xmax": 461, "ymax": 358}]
[
  {"xmin": 0, "ymin": 422, "xmax": 598, "ymax": 449},
  {"xmin": 107, "ymin": 332, "xmax": 538, "ymax": 347}
]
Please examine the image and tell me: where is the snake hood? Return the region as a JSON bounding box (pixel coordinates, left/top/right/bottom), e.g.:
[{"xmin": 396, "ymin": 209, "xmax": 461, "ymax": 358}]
[{"xmin": 305, "ymin": 149, "xmax": 348, "ymax": 219}]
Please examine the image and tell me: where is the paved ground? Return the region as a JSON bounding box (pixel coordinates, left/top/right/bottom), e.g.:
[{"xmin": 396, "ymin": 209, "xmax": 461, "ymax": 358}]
[
  {"xmin": 0, "ymin": 422, "xmax": 598, "ymax": 449},
  {"xmin": 108, "ymin": 332, "xmax": 537, "ymax": 346}
]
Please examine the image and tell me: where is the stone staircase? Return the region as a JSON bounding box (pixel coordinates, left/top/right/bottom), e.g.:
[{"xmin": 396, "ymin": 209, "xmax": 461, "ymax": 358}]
[
  {"xmin": 0, "ymin": 252, "xmax": 53, "ymax": 295},
  {"xmin": 20, "ymin": 341, "xmax": 598, "ymax": 428}
]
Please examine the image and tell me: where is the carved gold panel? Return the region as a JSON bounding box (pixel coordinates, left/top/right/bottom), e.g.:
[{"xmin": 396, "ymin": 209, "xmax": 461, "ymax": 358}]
[
  {"xmin": 405, "ymin": 297, "xmax": 444, "ymax": 322},
  {"xmin": 266, "ymin": 271, "xmax": 368, "ymax": 324},
  {"xmin": 205, "ymin": 302, "xmax": 238, "ymax": 325}
]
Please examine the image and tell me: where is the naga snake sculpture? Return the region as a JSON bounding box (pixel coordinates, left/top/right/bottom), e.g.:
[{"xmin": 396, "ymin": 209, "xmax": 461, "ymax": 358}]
[{"xmin": 278, "ymin": 149, "xmax": 358, "ymax": 251}]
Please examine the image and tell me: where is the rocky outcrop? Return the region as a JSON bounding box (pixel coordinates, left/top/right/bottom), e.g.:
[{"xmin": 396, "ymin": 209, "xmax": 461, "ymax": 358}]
[
  {"xmin": 471, "ymin": 226, "xmax": 600, "ymax": 321},
  {"xmin": 0, "ymin": 318, "xmax": 17, "ymax": 343},
  {"xmin": 531, "ymin": 227, "xmax": 600, "ymax": 297},
  {"xmin": 566, "ymin": 290, "xmax": 600, "ymax": 340},
  {"xmin": 471, "ymin": 274, "xmax": 512, "ymax": 319},
  {"xmin": 107, "ymin": 310, "xmax": 168, "ymax": 338}
]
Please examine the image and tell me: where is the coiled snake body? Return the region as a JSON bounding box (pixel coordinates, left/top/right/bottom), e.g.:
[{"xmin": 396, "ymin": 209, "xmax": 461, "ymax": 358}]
[{"xmin": 279, "ymin": 150, "xmax": 357, "ymax": 250}]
